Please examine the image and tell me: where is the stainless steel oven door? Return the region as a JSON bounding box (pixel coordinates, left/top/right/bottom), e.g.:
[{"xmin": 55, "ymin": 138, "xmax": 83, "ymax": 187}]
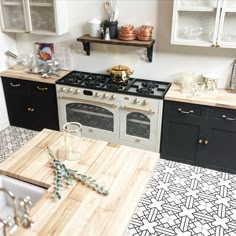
[{"xmin": 58, "ymin": 97, "xmax": 120, "ymax": 143}]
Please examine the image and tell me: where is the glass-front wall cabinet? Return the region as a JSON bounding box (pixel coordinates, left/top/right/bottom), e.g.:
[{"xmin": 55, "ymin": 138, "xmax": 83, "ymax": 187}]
[
  {"xmin": 0, "ymin": 0, "xmax": 67, "ymax": 35},
  {"xmin": 0, "ymin": 0, "xmax": 26, "ymax": 32},
  {"xmin": 171, "ymin": 0, "xmax": 236, "ymax": 48}
]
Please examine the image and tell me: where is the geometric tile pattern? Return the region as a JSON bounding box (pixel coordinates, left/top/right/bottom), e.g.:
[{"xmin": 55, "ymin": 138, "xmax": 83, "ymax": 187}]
[
  {"xmin": 0, "ymin": 126, "xmax": 38, "ymax": 163},
  {"xmin": 126, "ymin": 159, "xmax": 236, "ymax": 236}
]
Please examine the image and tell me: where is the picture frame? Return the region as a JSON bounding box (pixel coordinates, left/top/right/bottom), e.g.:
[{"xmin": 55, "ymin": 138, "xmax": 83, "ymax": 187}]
[
  {"xmin": 229, "ymin": 59, "xmax": 236, "ymax": 92},
  {"xmin": 35, "ymin": 43, "xmax": 54, "ymax": 65}
]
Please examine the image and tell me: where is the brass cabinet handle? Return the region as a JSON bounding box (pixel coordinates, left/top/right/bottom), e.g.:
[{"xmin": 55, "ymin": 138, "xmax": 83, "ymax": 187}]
[
  {"xmin": 10, "ymin": 83, "xmax": 21, "ymax": 87},
  {"xmin": 222, "ymin": 115, "xmax": 236, "ymax": 121},
  {"xmin": 215, "ymin": 42, "xmax": 220, "ymax": 48},
  {"xmin": 37, "ymin": 86, "xmax": 48, "ymax": 91},
  {"xmin": 198, "ymin": 139, "xmax": 203, "ymax": 144},
  {"xmin": 59, "ymin": 96, "xmax": 117, "ymax": 108},
  {"xmin": 178, "ymin": 108, "xmax": 194, "ymax": 114},
  {"xmin": 27, "ymin": 108, "xmax": 35, "ymax": 112},
  {"xmin": 205, "ymin": 140, "xmax": 208, "ymax": 145},
  {"xmin": 121, "ymin": 105, "xmax": 155, "ymax": 114}
]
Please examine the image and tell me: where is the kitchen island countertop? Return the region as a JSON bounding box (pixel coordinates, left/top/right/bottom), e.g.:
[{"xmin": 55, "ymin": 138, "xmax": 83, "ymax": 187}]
[
  {"xmin": 165, "ymin": 84, "xmax": 236, "ymax": 109},
  {"xmin": 0, "ymin": 129, "xmax": 159, "ymax": 236}
]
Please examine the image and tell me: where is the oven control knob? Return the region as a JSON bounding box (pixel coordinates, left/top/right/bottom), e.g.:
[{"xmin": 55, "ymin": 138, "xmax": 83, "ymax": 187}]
[
  {"xmin": 61, "ymin": 87, "xmax": 66, "ymax": 92},
  {"xmin": 133, "ymin": 98, "xmax": 140, "ymax": 104},
  {"xmin": 76, "ymin": 89, "xmax": 80, "ymax": 94},
  {"xmin": 68, "ymin": 88, "xmax": 73, "ymax": 93},
  {"xmin": 143, "ymin": 100, "xmax": 149, "ymax": 106},
  {"xmin": 111, "ymin": 95, "xmax": 116, "ymax": 100},
  {"xmin": 103, "ymin": 93, "xmax": 109, "ymax": 98},
  {"xmin": 95, "ymin": 92, "xmax": 101, "ymax": 97}
]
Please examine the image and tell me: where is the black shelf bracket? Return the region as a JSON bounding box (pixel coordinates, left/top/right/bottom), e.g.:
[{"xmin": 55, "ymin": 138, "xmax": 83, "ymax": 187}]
[
  {"xmin": 147, "ymin": 45, "xmax": 154, "ymax": 62},
  {"xmin": 82, "ymin": 42, "xmax": 90, "ymax": 56}
]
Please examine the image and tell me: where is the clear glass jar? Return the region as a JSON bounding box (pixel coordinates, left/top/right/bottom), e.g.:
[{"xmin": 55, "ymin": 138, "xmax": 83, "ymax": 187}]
[{"xmin": 63, "ymin": 122, "xmax": 83, "ymax": 161}]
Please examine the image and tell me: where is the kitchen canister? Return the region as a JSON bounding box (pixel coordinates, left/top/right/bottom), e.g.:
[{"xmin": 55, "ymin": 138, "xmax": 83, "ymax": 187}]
[
  {"xmin": 202, "ymin": 72, "xmax": 219, "ymax": 91},
  {"xmin": 88, "ymin": 18, "xmax": 101, "ymax": 38}
]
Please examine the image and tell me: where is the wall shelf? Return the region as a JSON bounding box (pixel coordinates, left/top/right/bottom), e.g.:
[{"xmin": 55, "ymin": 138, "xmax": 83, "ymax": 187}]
[{"xmin": 77, "ymin": 34, "xmax": 155, "ymax": 62}]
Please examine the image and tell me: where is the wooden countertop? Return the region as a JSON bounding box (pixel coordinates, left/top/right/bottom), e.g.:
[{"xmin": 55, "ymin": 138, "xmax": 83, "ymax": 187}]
[
  {"xmin": 0, "ymin": 69, "xmax": 70, "ymax": 84},
  {"xmin": 0, "ymin": 129, "xmax": 159, "ymax": 236},
  {"xmin": 165, "ymin": 84, "xmax": 236, "ymax": 109}
]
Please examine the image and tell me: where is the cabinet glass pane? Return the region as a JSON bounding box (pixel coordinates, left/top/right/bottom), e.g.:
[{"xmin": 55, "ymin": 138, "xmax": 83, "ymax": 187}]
[
  {"xmin": 224, "ymin": 0, "xmax": 236, "ymax": 9},
  {"xmin": 177, "ymin": 0, "xmax": 217, "ymax": 8},
  {"xmin": 66, "ymin": 103, "xmax": 114, "ymax": 132},
  {"xmin": 176, "ymin": 11, "xmax": 216, "ymax": 42},
  {"xmin": 1, "ymin": 5, "xmax": 25, "ymax": 30},
  {"xmin": 220, "ymin": 12, "xmax": 236, "ymax": 42},
  {"xmin": 30, "ymin": 0, "xmax": 53, "ymax": 4},
  {"xmin": 126, "ymin": 112, "xmax": 150, "ymax": 139},
  {"xmin": 30, "ymin": 5, "xmax": 55, "ymax": 32}
]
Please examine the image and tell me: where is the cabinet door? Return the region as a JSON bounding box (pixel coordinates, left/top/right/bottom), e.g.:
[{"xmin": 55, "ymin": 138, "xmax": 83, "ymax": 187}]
[
  {"xmin": 200, "ymin": 107, "xmax": 236, "ymax": 172},
  {"xmin": 28, "ymin": 81, "xmax": 59, "ymax": 131},
  {"xmin": 171, "ymin": 0, "xmax": 221, "ymax": 47},
  {"xmin": 161, "ymin": 101, "xmax": 206, "ymax": 163},
  {"xmin": 217, "ymin": 0, "xmax": 236, "ymax": 48},
  {"xmin": 28, "ymin": 0, "xmax": 68, "ymax": 35},
  {"xmin": 1, "ymin": 77, "xmax": 36, "ymax": 129},
  {"xmin": 0, "ymin": 0, "xmax": 27, "ymax": 32}
]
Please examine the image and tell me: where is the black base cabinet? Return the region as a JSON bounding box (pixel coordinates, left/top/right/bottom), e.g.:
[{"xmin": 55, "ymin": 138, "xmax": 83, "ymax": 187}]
[
  {"xmin": 2, "ymin": 77, "xmax": 59, "ymax": 131},
  {"xmin": 161, "ymin": 100, "xmax": 236, "ymax": 173}
]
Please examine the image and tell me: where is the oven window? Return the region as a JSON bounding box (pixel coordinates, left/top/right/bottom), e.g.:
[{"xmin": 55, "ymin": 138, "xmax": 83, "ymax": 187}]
[
  {"xmin": 66, "ymin": 103, "xmax": 114, "ymax": 131},
  {"xmin": 126, "ymin": 112, "xmax": 150, "ymax": 139}
]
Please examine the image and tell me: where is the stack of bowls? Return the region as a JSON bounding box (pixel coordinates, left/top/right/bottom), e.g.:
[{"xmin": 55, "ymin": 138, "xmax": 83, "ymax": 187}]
[
  {"xmin": 118, "ymin": 25, "xmax": 137, "ymax": 41},
  {"xmin": 137, "ymin": 25, "xmax": 154, "ymax": 41}
]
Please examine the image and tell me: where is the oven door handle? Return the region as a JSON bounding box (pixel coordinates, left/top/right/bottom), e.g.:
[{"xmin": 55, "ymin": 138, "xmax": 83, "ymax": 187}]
[
  {"xmin": 59, "ymin": 96, "xmax": 117, "ymax": 108},
  {"xmin": 120, "ymin": 105, "xmax": 155, "ymax": 114}
]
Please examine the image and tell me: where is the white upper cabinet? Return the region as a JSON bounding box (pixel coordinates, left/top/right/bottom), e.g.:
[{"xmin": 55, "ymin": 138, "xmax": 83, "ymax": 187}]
[
  {"xmin": 0, "ymin": 0, "xmax": 68, "ymax": 35},
  {"xmin": 171, "ymin": 0, "xmax": 236, "ymax": 48}
]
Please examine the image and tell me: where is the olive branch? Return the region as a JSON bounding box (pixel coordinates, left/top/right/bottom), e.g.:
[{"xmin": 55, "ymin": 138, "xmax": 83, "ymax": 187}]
[{"xmin": 47, "ymin": 147, "xmax": 109, "ymax": 199}]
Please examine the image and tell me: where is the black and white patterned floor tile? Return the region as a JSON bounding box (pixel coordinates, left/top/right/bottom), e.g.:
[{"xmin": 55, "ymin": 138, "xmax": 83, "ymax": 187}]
[
  {"xmin": 0, "ymin": 126, "xmax": 38, "ymax": 162},
  {"xmin": 126, "ymin": 159, "xmax": 236, "ymax": 236}
]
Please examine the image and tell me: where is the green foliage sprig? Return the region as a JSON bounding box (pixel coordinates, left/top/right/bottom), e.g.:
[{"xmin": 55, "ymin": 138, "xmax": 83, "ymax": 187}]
[{"xmin": 47, "ymin": 147, "xmax": 109, "ymax": 199}]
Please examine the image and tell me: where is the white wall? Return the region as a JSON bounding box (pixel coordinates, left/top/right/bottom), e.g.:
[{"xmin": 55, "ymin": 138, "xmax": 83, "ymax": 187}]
[
  {"xmin": 14, "ymin": 0, "xmax": 236, "ymax": 89},
  {"xmin": 0, "ymin": 32, "xmax": 17, "ymax": 131}
]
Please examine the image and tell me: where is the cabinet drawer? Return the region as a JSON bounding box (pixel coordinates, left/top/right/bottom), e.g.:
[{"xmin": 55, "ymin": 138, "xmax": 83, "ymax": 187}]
[
  {"xmin": 2, "ymin": 77, "xmax": 28, "ymax": 95},
  {"xmin": 208, "ymin": 107, "xmax": 236, "ymax": 121},
  {"xmin": 165, "ymin": 101, "xmax": 203, "ymax": 117},
  {"xmin": 30, "ymin": 82, "xmax": 56, "ymax": 96}
]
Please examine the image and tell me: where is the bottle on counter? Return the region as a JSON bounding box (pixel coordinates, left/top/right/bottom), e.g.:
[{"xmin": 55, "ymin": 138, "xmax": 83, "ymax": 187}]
[
  {"xmin": 100, "ymin": 27, "xmax": 104, "ymax": 39},
  {"xmin": 104, "ymin": 28, "xmax": 110, "ymax": 40}
]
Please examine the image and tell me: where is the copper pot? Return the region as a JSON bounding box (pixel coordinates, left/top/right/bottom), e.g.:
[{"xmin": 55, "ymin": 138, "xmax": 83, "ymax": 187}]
[{"xmin": 107, "ymin": 65, "xmax": 133, "ymax": 83}]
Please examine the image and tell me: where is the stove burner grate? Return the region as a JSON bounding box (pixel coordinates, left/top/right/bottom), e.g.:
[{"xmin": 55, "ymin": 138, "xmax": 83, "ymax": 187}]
[
  {"xmin": 137, "ymin": 87, "xmax": 154, "ymax": 95},
  {"xmin": 142, "ymin": 81, "xmax": 158, "ymax": 89},
  {"xmin": 106, "ymin": 83, "xmax": 125, "ymax": 90},
  {"xmin": 84, "ymin": 80, "xmax": 101, "ymax": 87}
]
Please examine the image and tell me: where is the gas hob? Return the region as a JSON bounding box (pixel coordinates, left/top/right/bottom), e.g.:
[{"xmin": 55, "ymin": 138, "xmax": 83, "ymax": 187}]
[{"xmin": 56, "ymin": 71, "xmax": 171, "ymax": 99}]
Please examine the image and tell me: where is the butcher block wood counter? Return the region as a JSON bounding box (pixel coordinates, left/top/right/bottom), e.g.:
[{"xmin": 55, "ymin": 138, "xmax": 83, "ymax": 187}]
[
  {"xmin": 0, "ymin": 129, "xmax": 159, "ymax": 236},
  {"xmin": 0, "ymin": 69, "xmax": 70, "ymax": 84},
  {"xmin": 165, "ymin": 84, "xmax": 236, "ymax": 109}
]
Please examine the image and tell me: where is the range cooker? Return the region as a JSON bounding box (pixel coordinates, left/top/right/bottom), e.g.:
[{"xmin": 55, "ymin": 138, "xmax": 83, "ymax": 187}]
[{"xmin": 56, "ymin": 71, "xmax": 170, "ymax": 152}]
